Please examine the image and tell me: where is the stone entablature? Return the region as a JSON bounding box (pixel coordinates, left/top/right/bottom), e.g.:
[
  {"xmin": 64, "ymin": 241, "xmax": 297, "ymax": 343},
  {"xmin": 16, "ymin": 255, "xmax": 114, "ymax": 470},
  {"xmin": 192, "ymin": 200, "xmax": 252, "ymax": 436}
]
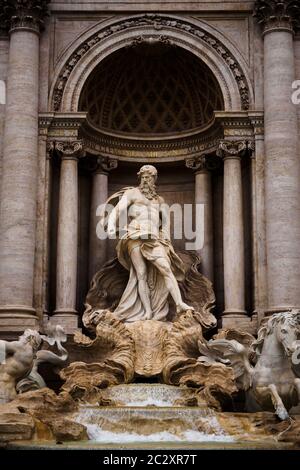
[
  {"xmin": 254, "ymin": 0, "xmax": 300, "ymax": 34},
  {"xmin": 0, "ymin": 0, "xmax": 50, "ymax": 34},
  {"xmin": 39, "ymin": 111, "xmax": 261, "ymax": 163}
]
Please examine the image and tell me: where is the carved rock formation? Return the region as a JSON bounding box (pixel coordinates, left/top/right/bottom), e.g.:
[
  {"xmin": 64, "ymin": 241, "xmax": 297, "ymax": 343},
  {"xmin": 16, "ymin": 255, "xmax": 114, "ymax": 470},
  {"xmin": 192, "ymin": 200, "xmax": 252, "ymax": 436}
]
[
  {"xmin": 60, "ymin": 312, "xmax": 135, "ymax": 401},
  {"xmin": 127, "ymin": 320, "xmax": 171, "ymax": 377},
  {"xmin": 163, "ymin": 310, "xmax": 237, "ymax": 409},
  {"xmin": 0, "ymin": 388, "xmax": 87, "ymax": 443}
]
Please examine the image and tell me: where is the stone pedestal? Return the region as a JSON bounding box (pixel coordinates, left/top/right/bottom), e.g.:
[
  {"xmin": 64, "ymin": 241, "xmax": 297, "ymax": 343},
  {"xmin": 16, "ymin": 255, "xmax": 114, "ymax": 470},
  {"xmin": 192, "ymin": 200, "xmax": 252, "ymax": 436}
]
[
  {"xmin": 255, "ymin": 0, "xmax": 300, "ymax": 315},
  {"xmin": 0, "ymin": 3, "xmax": 49, "ymax": 332},
  {"xmin": 52, "ymin": 141, "xmax": 83, "ymax": 334}
]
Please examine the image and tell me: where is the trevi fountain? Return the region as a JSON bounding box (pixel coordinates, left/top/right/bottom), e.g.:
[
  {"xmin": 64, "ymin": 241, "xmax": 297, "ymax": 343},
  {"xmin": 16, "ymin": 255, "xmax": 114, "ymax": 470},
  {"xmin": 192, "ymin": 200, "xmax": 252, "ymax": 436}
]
[{"xmin": 0, "ymin": 165, "xmax": 300, "ymax": 450}]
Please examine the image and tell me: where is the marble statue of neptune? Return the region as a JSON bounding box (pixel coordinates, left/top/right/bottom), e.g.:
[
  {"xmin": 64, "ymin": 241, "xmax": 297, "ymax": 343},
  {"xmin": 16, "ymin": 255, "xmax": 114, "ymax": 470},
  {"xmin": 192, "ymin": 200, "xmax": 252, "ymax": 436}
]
[{"xmin": 105, "ymin": 165, "xmax": 193, "ymax": 322}]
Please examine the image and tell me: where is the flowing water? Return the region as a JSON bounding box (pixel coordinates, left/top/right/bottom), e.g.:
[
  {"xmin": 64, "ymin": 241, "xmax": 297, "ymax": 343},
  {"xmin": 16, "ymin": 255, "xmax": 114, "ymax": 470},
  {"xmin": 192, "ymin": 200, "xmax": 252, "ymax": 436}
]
[{"xmin": 74, "ymin": 384, "xmax": 235, "ymax": 444}]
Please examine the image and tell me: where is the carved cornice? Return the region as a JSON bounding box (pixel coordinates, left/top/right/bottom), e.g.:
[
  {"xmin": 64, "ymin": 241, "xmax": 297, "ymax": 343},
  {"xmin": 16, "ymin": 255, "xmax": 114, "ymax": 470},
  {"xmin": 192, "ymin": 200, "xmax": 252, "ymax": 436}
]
[
  {"xmin": 54, "ymin": 140, "xmax": 84, "ymax": 160},
  {"xmin": 52, "ymin": 14, "xmax": 250, "ymax": 112},
  {"xmin": 248, "ymin": 113, "xmax": 264, "ymax": 136},
  {"xmin": 254, "ymin": 0, "xmax": 300, "ymax": 34},
  {"xmin": 0, "ymin": 0, "xmax": 50, "ymax": 34},
  {"xmin": 40, "ymin": 112, "xmax": 87, "ymax": 140},
  {"xmin": 217, "ymin": 139, "xmax": 255, "ymax": 159},
  {"xmin": 215, "ymin": 111, "xmax": 259, "ymax": 139},
  {"xmin": 82, "ymin": 122, "xmax": 223, "ymax": 161}
]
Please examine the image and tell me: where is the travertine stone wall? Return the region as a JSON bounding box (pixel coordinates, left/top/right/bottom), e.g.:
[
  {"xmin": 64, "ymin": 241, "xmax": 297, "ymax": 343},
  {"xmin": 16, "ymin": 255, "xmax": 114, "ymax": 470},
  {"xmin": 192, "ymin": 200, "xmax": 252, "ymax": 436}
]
[
  {"xmin": 296, "ymin": 37, "xmax": 300, "ymax": 182},
  {"xmin": 0, "ymin": 36, "xmax": 8, "ymax": 201}
]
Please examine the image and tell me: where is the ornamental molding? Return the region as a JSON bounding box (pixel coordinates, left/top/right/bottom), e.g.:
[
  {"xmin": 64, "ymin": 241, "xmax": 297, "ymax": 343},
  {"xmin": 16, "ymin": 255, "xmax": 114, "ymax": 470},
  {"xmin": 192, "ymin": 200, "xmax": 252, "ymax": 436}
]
[
  {"xmin": 129, "ymin": 35, "xmax": 172, "ymax": 49},
  {"xmin": 81, "ymin": 121, "xmax": 223, "ymax": 161},
  {"xmin": 185, "ymin": 155, "xmax": 220, "ymax": 172},
  {"xmin": 0, "ymin": 0, "xmax": 50, "ymax": 34},
  {"xmin": 249, "ymin": 114, "xmax": 264, "ymax": 135},
  {"xmin": 54, "ymin": 140, "xmax": 85, "ymax": 160},
  {"xmin": 217, "ymin": 139, "xmax": 255, "ymax": 159},
  {"xmin": 40, "ymin": 112, "xmax": 262, "ymax": 162},
  {"xmin": 52, "ymin": 14, "xmax": 251, "ymax": 113},
  {"xmin": 83, "ymin": 156, "xmax": 118, "ymax": 174},
  {"xmin": 97, "ymin": 156, "xmax": 118, "ymax": 173},
  {"xmin": 215, "ymin": 111, "xmax": 263, "ymax": 138},
  {"xmin": 254, "ymin": 0, "xmax": 300, "ymax": 34}
]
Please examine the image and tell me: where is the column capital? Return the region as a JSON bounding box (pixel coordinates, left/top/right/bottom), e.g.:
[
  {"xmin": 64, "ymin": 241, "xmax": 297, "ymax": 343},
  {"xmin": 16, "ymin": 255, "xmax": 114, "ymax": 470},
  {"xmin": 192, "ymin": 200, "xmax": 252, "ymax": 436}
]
[
  {"xmin": 254, "ymin": 0, "xmax": 300, "ymax": 35},
  {"xmin": 96, "ymin": 156, "xmax": 118, "ymax": 174},
  {"xmin": 83, "ymin": 156, "xmax": 118, "ymax": 174},
  {"xmin": 54, "ymin": 140, "xmax": 84, "ymax": 161},
  {"xmin": 217, "ymin": 139, "xmax": 254, "ymax": 160},
  {"xmin": 0, "ymin": 0, "xmax": 50, "ymax": 35},
  {"xmin": 185, "ymin": 155, "xmax": 219, "ymax": 173}
]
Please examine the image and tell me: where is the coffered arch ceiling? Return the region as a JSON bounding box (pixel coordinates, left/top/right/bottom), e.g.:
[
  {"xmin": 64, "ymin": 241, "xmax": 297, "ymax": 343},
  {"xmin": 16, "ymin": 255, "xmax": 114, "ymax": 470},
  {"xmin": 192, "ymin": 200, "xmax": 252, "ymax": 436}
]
[{"xmin": 79, "ymin": 44, "xmax": 224, "ymax": 138}]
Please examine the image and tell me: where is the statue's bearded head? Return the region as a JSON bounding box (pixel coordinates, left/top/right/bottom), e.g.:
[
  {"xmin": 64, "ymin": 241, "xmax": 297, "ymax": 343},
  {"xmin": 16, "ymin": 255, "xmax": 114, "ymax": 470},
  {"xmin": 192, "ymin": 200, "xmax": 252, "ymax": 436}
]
[{"xmin": 137, "ymin": 165, "xmax": 158, "ymax": 200}]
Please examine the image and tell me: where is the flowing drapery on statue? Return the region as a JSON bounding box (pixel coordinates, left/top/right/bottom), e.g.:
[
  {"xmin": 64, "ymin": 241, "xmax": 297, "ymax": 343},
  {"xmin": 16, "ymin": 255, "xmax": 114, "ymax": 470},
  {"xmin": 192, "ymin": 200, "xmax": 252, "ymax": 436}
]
[
  {"xmin": 93, "ymin": 165, "xmax": 193, "ymax": 323},
  {"xmin": 114, "ymin": 237, "xmax": 186, "ymax": 322}
]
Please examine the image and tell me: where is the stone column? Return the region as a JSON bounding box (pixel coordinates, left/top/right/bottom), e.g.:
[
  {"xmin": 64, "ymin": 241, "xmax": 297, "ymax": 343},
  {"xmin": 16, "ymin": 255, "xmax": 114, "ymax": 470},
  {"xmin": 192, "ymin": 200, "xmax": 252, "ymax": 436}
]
[
  {"xmin": 185, "ymin": 156, "xmax": 214, "ymax": 282},
  {"xmin": 254, "ymin": 0, "xmax": 300, "ymax": 314},
  {"xmin": 88, "ymin": 156, "xmax": 118, "ymax": 281},
  {"xmin": 33, "ymin": 133, "xmax": 53, "ymax": 329},
  {"xmin": 33, "ymin": 133, "xmax": 52, "ymax": 323},
  {"xmin": 218, "ymin": 140, "xmax": 249, "ymax": 329},
  {"xmin": 51, "ymin": 141, "xmax": 83, "ymax": 333},
  {"xmin": 249, "ymin": 117, "xmax": 268, "ymax": 326},
  {"xmin": 0, "ymin": 1, "xmax": 49, "ymax": 332}
]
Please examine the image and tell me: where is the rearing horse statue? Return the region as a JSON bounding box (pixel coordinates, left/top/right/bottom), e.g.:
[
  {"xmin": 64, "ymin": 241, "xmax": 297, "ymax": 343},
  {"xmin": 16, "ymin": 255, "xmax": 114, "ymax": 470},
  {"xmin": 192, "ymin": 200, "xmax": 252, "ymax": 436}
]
[{"xmin": 198, "ymin": 310, "xmax": 300, "ymax": 420}]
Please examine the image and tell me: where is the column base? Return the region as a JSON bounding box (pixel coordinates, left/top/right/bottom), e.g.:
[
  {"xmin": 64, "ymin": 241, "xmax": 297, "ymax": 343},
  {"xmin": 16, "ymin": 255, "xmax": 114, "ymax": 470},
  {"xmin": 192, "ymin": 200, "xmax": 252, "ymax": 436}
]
[
  {"xmin": 0, "ymin": 305, "xmax": 39, "ymax": 337},
  {"xmin": 49, "ymin": 310, "xmax": 80, "ymax": 334},
  {"xmin": 221, "ymin": 312, "xmax": 258, "ymax": 334}
]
